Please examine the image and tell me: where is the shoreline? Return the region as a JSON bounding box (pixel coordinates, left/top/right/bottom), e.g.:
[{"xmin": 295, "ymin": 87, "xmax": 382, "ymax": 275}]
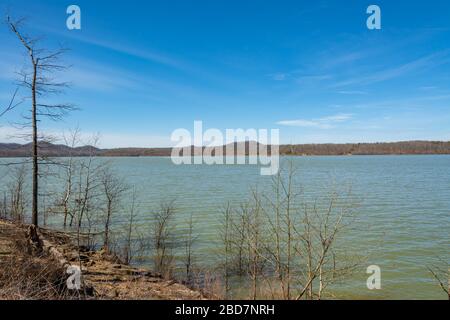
[
  {"xmin": 1, "ymin": 153, "xmax": 450, "ymax": 158},
  {"xmin": 0, "ymin": 219, "xmax": 206, "ymax": 300},
  {"xmin": 1, "ymin": 140, "xmax": 450, "ymax": 158}
]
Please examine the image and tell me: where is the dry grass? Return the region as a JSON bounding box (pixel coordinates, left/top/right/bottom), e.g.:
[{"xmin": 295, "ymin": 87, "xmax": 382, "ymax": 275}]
[
  {"xmin": 0, "ymin": 219, "xmax": 205, "ymax": 300},
  {"xmin": 0, "ymin": 238, "xmax": 74, "ymax": 300}
]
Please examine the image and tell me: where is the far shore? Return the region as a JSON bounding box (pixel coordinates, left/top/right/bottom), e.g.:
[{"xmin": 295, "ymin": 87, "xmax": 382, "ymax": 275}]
[{"xmin": 1, "ymin": 140, "xmax": 450, "ymax": 158}]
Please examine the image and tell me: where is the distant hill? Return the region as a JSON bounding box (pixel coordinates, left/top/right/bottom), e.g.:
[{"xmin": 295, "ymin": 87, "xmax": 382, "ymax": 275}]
[
  {"xmin": 0, "ymin": 142, "xmax": 101, "ymax": 157},
  {"xmin": 0, "ymin": 140, "xmax": 450, "ymax": 157}
]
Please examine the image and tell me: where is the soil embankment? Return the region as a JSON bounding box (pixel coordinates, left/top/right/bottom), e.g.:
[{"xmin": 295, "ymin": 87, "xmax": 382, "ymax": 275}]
[{"xmin": 0, "ymin": 219, "xmax": 204, "ymax": 300}]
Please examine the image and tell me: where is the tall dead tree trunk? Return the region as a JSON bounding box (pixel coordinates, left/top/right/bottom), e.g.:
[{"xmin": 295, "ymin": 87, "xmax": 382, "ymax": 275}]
[
  {"xmin": 7, "ymin": 18, "xmax": 40, "ymax": 226},
  {"xmin": 31, "ymin": 59, "xmax": 38, "ymax": 226},
  {"xmin": 7, "ymin": 16, "xmax": 75, "ymax": 227}
]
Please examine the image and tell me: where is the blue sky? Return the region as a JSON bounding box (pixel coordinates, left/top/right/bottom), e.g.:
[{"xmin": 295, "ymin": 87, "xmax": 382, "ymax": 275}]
[{"xmin": 0, "ymin": 0, "xmax": 449, "ymax": 147}]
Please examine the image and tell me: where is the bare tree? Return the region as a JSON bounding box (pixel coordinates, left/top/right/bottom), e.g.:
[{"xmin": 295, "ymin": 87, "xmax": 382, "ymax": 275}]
[
  {"xmin": 225, "ymin": 192, "xmax": 266, "ymax": 300},
  {"xmin": 60, "ymin": 129, "xmax": 80, "ymax": 228},
  {"xmin": 294, "ymin": 189, "xmax": 359, "ymax": 300},
  {"xmin": 122, "ymin": 186, "xmax": 138, "ymax": 264},
  {"xmin": 218, "ymin": 164, "xmax": 361, "ymax": 300},
  {"xmin": 246, "ymin": 191, "xmax": 264, "ymax": 300},
  {"xmin": 183, "ymin": 213, "xmax": 196, "ymax": 285},
  {"xmin": 100, "ymin": 166, "xmax": 127, "ymax": 252},
  {"xmin": 0, "ymin": 165, "xmax": 28, "ymax": 221},
  {"xmin": 151, "ymin": 201, "xmax": 176, "ymax": 277},
  {"xmin": 260, "ymin": 166, "xmax": 297, "ymax": 299},
  {"xmin": 73, "ymin": 151, "xmax": 100, "ymax": 231},
  {"xmin": 233, "ymin": 205, "xmax": 247, "ymax": 276},
  {"xmin": 220, "ymin": 203, "xmax": 233, "ymax": 298},
  {"xmin": 7, "ymin": 16, "xmax": 76, "ymax": 227},
  {"xmin": 69, "ymin": 135, "xmax": 105, "ymax": 250}
]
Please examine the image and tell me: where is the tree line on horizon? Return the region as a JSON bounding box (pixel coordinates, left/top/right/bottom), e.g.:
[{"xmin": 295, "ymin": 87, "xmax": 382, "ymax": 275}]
[{"xmin": 0, "ymin": 140, "xmax": 450, "ymax": 157}]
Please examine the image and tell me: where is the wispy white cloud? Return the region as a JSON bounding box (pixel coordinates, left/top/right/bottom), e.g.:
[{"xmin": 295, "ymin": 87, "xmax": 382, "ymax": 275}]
[
  {"xmin": 277, "ymin": 119, "xmax": 330, "ymax": 128},
  {"xmin": 320, "ymin": 114, "xmax": 353, "ymax": 122},
  {"xmin": 67, "ymin": 63, "xmax": 138, "ymax": 92},
  {"xmin": 296, "ymin": 74, "xmax": 333, "ymax": 83},
  {"xmin": 269, "ymin": 71, "xmax": 333, "ymax": 83},
  {"xmin": 36, "ymin": 24, "xmax": 188, "ymax": 72},
  {"xmin": 331, "ymin": 50, "xmax": 450, "ymax": 88},
  {"xmin": 350, "ymin": 93, "xmax": 450, "ymax": 110},
  {"xmin": 337, "ymin": 90, "xmax": 368, "ymax": 95},
  {"xmin": 270, "ymin": 73, "xmax": 288, "ymax": 81},
  {"xmin": 419, "ymin": 86, "xmax": 438, "ymax": 91},
  {"xmin": 321, "ymin": 51, "xmax": 366, "ymax": 69},
  {"xmin": 50, "ymin": 56, "xmax": 213, "ymax": 101},
  {"xmin": 277, "ymin": 113, "xmax": 352, "ymax": 129}
]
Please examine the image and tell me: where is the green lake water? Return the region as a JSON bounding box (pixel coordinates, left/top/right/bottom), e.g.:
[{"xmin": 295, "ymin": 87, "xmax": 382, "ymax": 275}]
[{"xmin": 1, "ymin": 155, "xmax": 449, "ymax": 299}]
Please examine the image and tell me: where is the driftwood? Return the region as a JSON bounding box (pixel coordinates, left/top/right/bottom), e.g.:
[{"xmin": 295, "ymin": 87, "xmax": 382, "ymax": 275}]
[{"xmin": 40, "ymin": 236, "xmax": 71, "ymax": 269}]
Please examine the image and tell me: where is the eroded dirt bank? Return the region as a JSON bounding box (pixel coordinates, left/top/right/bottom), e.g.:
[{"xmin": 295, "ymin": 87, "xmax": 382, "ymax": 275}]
[{"xmin": 0, "ymin": 219, "xmax": 204, "ymax": 300}]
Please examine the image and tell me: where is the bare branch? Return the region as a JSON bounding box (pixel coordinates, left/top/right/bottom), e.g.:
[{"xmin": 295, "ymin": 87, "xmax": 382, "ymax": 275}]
[{"xmin": 0, "ymin": 87, "xmax": 23, "ymax": 117}]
